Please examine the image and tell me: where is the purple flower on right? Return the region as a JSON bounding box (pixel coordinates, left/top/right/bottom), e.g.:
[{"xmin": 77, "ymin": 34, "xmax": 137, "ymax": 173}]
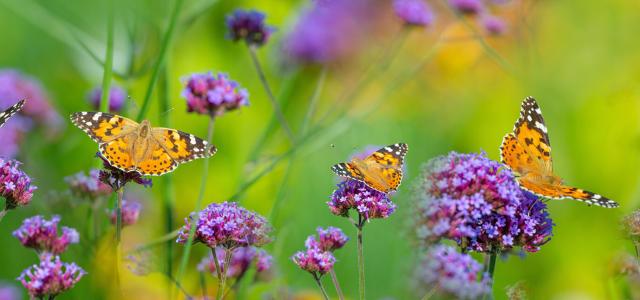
[{"xmin": 413, "ymin": 151, "xmax": 554, "ymax": 253}]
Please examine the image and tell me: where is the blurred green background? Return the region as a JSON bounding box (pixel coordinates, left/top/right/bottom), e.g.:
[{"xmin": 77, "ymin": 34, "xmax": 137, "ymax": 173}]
[{"xmin": 0, "ymin": 0, "xmax": 639, "ymax": 299}]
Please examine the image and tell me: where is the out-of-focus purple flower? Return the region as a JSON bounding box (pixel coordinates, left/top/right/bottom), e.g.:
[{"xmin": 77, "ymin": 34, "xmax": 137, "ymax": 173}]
[
  {"xmin": 97, "ymin": 152, "xmax": 152, "ymax": 191},
  {"xmin": 226, "ymin": 9, "xmax": 275, "ymax": 47},
  {"xmin": 414, "ymin": 245, "xmax": 491, "ymax": 299},
  {"xmin": 0, "ymin": 158, "xmax": 36, "ymax": 211},
  {"xmin": 198, "ymin": 246, "xmax": 273, "ymax": 280},
  {"xmin": 316, "ymin": 227, "xmax": 349, "ymax": 252},
  {"xmin": 328, "ymin": 180, "xmax": 396, "ymax": 223},
  {"xmin": 283, "ymin": 0, "xmax": 372, "ymax": 64},
  {"xmin": 393, "ymin": 0, "xmax": 434, "ymax": 26},
  {"xmin": 17, "ymin": 254, "xmax": 85, "ymax": 299},
  {"xmin": 292, "ymin": 246, "xmax": 335, "ymax": 275},
  {"xmin": 0, "ymin": 283, "xmax": 20, "ymax": 300},
  {"xmin": 483, "ymin": 16, "xmax": 506, "ymax": 35},
  {"xmin": 449, "ymin": 0, "xmax": 484, "ymax": 15},
  {"xmin": 176, "ymin": 202, "xmax": 272, "ymax": 249},
  {"xmin": 181, "ymin": 72, "xmax": 249, "ymax": 117},
  {"xmin": 623, "ymin": 210, "xmax": 640, "ymax": 240},
  {"xmin": 109, "ymin": 200, "xmax": 141, "ymax": 227},
  {"xmin": 12, "ymin": 215, "xmax": 79, "ymax": 255},
  {"xmin": 65, "ymin": 169, "xmax": 112, "ymax": 199},
  {"xmin": 88, "ymin": 86, "xmax": 126, "ymax": 113},
  {"xmin": 413, "ymin": 151, "xmax": 554, "ymax": 253},
  {"xmin": 0, "ymin": 69, "xmax": 63, "ymax": 135},
  {"xmin": 0, "ymin": 116, "xmax": 30, "ymax": 159}
]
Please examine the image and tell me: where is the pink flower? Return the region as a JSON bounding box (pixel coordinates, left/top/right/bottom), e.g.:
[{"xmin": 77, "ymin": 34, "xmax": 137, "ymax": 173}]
[{"xmin": 12, "ymin": 215, "xmax": 79, "ymax": 255}]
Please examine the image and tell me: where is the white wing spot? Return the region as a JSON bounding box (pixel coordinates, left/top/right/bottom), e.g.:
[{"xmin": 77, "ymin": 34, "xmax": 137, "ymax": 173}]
[
  {"xmin": 534, "ymin": 121, "xmax": 547, "ymax": 133},
  {"xmin": 92, "ymin": 112, "xmax": 102, "ymax": 121},
  {"xmin": 85, "ymin": 121, "xmax": 92, "ymax": 126},
  {"xmin": 593, "ymin": 194, "xmax": 601, "ymax": 199}
]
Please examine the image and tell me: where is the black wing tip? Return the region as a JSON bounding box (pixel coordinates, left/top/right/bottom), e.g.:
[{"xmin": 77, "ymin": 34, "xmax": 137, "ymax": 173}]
[{"xmin": 208, "ymin": 145, "xmax": 218, "ymax": 156}]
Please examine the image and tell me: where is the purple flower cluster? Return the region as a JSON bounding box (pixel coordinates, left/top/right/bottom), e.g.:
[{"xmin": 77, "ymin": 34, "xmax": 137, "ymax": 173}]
[
  {"xmin": 97, "ymin": 152, "xmax": 152, "ymax": 190},
  {"xmin": 448, "ymin": 0, "xmax": 510, "ymax": 35},
  {"xmin": 12, "ymin": 215, "xmax": 79, "ymax": 255},
  {"xmin": 0, "ymin": 158, "xmax": 36, "ymax": 210},
  {"xmin": 393, "ymin": 0, "xmax": 434, "ymax": 27},
  {"xmin": 413, "ymin": 151, "xmax": 553, "ymax": 253},
  {"xmin": 17, "ymin": 254, "xmax": 85, "ymax": 299},
  {"xmin": 88, "ymin": 86, "xmax": 126, "ymax": 113},
  {"xmin": 176, "ymin": 202, "xmax": 272, "ymax": 249},
  {"xmin": 0, "ymin": 283, "xmax": 20, "ymax": 300},
  {"xmin": 623, "ymin": 210, "xmax": 640, "ymax": 239},
  {"xmin": 328, "ymin": 180, "xmax": 396, "ymax": 223},
  {"xmin": 225, "ymin": 9, "xmax": 275, "ymax": 47},
  {"xmin": 65, "ymin": 169, "xmax": 112, "ymax": 199},
  {"xmin": 414, "ymin": 245, "xmax": 491, "ymax": 299},
  {"xmin": 483, "ymin": 15, "xmax": 506, "ymax": 35},
  {"xmin": 308, "ymin": 226, "xmax": 349, "ymax": 252},
  {"xmin": 449, "ymin": 0, "xmax": 484, "ymax": 15},
  {"xmin": 182, "ymin": 72, "xmax": 249, "ymax": 116},
  {"xmin": 292, "ymin": 247, "xmax": 336, "ymax": 276},
  {"xmin": 282, "ymin": 0, "xmax": 372, "ymax": 64},
  {"xmin": 109, "ymin": 200, "xmax": 142, "ymax": 227},
  {"xmin": 198, "ymin": 246, "xmax": 273, "ymax": 280}
]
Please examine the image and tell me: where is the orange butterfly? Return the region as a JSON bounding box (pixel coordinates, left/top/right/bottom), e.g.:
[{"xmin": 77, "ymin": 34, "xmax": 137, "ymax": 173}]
[
  {"xmin": 500, "ymin": 97, "xmax": 618, "ymax": 208},
  {"xmin": 71, "ymin": 112, "xmax": 216, "ymax": 176}
]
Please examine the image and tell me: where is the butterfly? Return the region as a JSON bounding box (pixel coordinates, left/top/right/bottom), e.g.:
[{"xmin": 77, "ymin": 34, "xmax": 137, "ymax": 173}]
[
  {"xmin": 71, "ymin": 112, "xmax": 217, "ymax": 176},
  {"xmin": 500, "ymin": 96, "xmax": 618, "ymax": 208},
  {"xmin": 0, "ymin": 100, "xmax": 25, "ymax": 128},
  {"xmin": 332, "ymin": 143, "xmax": 408, "ymax": 193}
]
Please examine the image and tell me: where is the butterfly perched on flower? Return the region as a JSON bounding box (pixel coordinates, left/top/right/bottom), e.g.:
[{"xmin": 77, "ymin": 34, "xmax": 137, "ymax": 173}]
[
  {"xmin": 0, "ymin": 99, "xmax": 25, "ymax": 128},
  {"xmin": 332, "ymin": 143, "xmax": 408, "ymax": 193},
  {"xmin": 500, "ymin": 97, "xmax": 618, "ymax": 208},
  {"xmin": 71, "ymin": 112, "xmax": 217, "ymax": 176}
]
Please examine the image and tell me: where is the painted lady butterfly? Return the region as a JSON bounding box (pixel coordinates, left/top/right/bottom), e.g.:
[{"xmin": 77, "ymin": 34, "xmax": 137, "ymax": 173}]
[
  {"xmin": 500, "ymin": 97, "xmax": 618, "ymax": 208},
  {"xmin": 71, "ymin": 112, "xmax": 217, "ymax": 176},
  {"xmin": 332, "ymin": 143, "xmax": 408, "ymax": 193}
]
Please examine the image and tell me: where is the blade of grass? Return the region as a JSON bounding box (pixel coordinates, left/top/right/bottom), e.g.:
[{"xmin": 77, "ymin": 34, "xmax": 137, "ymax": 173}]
[
  {"xmin": 136, "ymin": 0, "xmax": 185, "ymax": 122},
  {"xmin": 99, "ymin": 0, "xmax": 115, "ymax": 113}
]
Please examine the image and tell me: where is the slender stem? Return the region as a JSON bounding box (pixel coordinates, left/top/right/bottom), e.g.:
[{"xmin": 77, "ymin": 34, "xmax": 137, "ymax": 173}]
[
  {"xmin": 176, "ymin": 116, "xmax": 215, "ymax": 284},
  {"xmin": 420, "ymin": 288, "xmax": 436, "ymax": 300},
  {"xmin": 166, "ymin": 273, "xmax": 193, "ymax": 300},
  {"xmin": 247, "ymin": 46, "xmax": 295, "ymax": 142},
  {"xmin": 300, "ymin": 67, "xmax": 328, "ymax": 135},
  {"xmin": 99, "ymin": 0, "xmax": 114, "ymax": 113},
  {"xmin": 136, "ymin": 0, "xmax": 185, "ymax": 122},
  {"xmin": 115, "ymin": 188, "xmax": 124, "ymax": 291},
  {"xmin": 329, "ymin": 269, "xmax": 345, "ymax": 300},
  {"xmin": 633, "ymin": 241, "xmax": 640, "ymax": 258},
  {"xmin": 212, "ymin": 248, "xmax": 223, "ymax": 287},
  {"xmin": 483, "ymin": 250, "xmax": 498, "ymax": 300},
  {"xmin": 217, "ymin": 248, "xmax": 232, "ymax": 300},
  {"xmin": 200, "ymin": 271, "xmax": 208, "ymax": 300},
  {"xmin": 131, "ymin": 229, "xmax": 181, "ymax": 253},
  {"xmin": 313, "ymin": 273, "xmax": 330, "ymax": 300},
  {"xmin": 0, "ymin": 208, "xmax": 7, "ymax": 222},
  {"xmin": 357, "ymin": 223, "xmax": 365, "ymax": 300}
]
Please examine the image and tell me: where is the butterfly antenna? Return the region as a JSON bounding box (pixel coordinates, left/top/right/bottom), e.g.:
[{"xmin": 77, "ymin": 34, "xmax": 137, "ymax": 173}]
[{"xmin": 159, "ymin": 107, "xmax": 176, "ymax": 118}]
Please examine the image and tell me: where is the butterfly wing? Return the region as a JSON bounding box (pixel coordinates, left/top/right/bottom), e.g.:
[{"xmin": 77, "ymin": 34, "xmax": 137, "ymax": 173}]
[
  {"xmin": 99, "ymin": 135, "xmax": 136, "ymax": 172},
  {"xmin": 519, "ymin": 176, "xmax": 619, "ymax": 208},
  {"xmin": 133, "ymin": 138, "xmax": 178, "ymax": 176},
  {"xmin": 362, "ymin": 143, "xmax": 408, "ymax": 192},
  {"xmin": 500, "ymin": 133, "xmax": 539, "ymax": 176},
  {"xmin": 0, "ymin": 100, "xmax": 25, "ymax": 128},
  {"xmin": 150, "ymin": 128, "xmax": 217, "ymax": 163},
  {"xmin": 70, "ymin": 112, "xmax": 139, "ymax": 143},
  {"xmin": 513, "ymin": 97, "xmax": 553, "ymax": 174}
]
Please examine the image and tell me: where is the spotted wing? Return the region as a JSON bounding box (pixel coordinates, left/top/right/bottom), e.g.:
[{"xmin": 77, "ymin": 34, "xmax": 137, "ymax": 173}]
[
  {"xmin": 150, "ymin": 128, "xmax": 217, "ymax": 164},
  {"xmin": 513, "ymin": 97, "xmax": 553, "ymax": 173},
  {"xmin": 518, "ymin": 176, "xmax": 619, "ymax": 208},
  {"xmin": 134, "ymin": 139, "xmax": 178, "ymax": 176},
  {"xmin": 70, "ymin": 112, "xmax": 139, "ymax": 143},
  {"xmin": 332, "ymin": 162, "xmax": 366, "ymax": 182},
  {"xmin": 362, "ymin": 143, "xmax": 408, "ymax": 192},
  {"xmin": 500, "ymin": 133, "xmax": 539, "ymax": 176},
  {"xmin": 0, "ymin": 100, "xmax": 25, "ymax": 128},
  {"xmin": 99, "ymin": 135, "xmax": 136, "ymax": 172}
]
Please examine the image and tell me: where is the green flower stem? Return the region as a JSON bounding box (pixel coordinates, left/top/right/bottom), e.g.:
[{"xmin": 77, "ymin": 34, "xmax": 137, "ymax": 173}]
[
  {"xmin": 217, "ymin": 248, "xmax": 233, "ymax": 300},
  {"xmin": 313, "ymin": 273, "xmax": 330, "ymax": 300},
  {"xmin": 200, "ymin": 271, "xmax": 208, "ymax": 299},
  {"xmin": 482, "ymin": 249, "xmax": 498, "ymax": 300},
  {"xmin": 114, "ymin": 188, "xmax": 124, "ymax": 291},
  {"xmin": 247, "ymin": 45, "xmax": 295, "ymax": 142},
  {"xmin": 99, "ymin": 0, "xmax": 114, "ymax": 113},
  {"xmin": 356, "ymin": 220, "xmax": 365, "ymax": 300},
  {"xmin": 176, "ymin": 115, "xmax": 215, "ymax": 285},
  {"xmin": 212, "ymin": 248, "xmax": 223, "ymax": 298},
  {"xmin": 420, "ymin": 288, "xmax": 436, "ymax": 300},
  {"xmin": 0, "ymin": 208, "xmax": 6, "ymax": 222},
  {"xmin": 131, "ymin": 229, "xmax": 180, "ymax": 253},
  {"xmin": 136, "ymin": 0, "xmax": 184, "ymax": 122},
  {"xmin": 329, "ymin": 269, "xmax": 345, "ymax": 300}
]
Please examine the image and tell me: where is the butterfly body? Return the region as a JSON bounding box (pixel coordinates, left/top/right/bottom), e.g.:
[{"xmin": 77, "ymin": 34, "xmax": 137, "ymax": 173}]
[
  {"xmin": 332, "ymin": 143, "xmax": 408, "ymax": 193},
  {"xmin": 71, "ymin": 112, "xmax": 216, "ymax": 176},
  {"xmin": 500, "ymin": 97, "xmax": 618, "ymax": 208}
]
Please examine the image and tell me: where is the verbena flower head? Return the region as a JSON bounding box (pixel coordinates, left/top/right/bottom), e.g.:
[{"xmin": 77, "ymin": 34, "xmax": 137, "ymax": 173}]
[
  {"xmin": 449, "ymin": 0, "xmax": 484, "ymax": 15},
  {"xmin": 88, "ymin": 86, "xmax": 126, "ymax": 113},
  {"xmin": 0, "ymin": 158, "xmax": 36, "ymax": 210},
  {"xmin": 413, "ymin": 151, "xmax": 554, "ymax": 253},
  {"xmin": 283, "ymin": 0, "xmax": 371, "ymax": 64},
  {"xmin": 292, "ymin": 246, "xmax": 335, "ymax": 276},
  {"xmin": 226, "ymin": 9, "xmax": 275, "ymax": 47},
  {"xmin": 97, "ymin": 153, "xmax": 152, "ymax": 191},
  {"xmin": 316, "ymin": 226, "xmax": 349, "ymax": 252},
  {"xmin": 176, "ymin": 202, "xmax": 272, "ymax": 249},
  {"xmin": 483, "ymin": 16, "xmax": 506, "ymax": 35},
  {"xmin": 0, "ymin": 283, "xmax": 20, "ymax": 300},
  {"xmin": 415, "ymin": 245, "xmax": 491, "ymax": 299},
  {"xmin": 182, "ymin": 72, "xmax": 249, "ymax": 117},
  {"xmin": 17, "ymin": 254, "xmax": 85, "ymax": 299},
  {"xmin": 393, "ymin": 0, "xmax": 434, "ymax": 27},
  {"xmin": 109, "ymin": 200, "xmax": 141, "ymax": 227},
  {"xmin": 328, "ymin": 180, "xmax": 396, "ymax": 224},
  {"xmin": 12, "ymin": 215, "xmax": 79, "ymax": 255},
  {"xmin": 65, "ymin": 169, "xmax": 112, "ymax": 199},
  {"xmin": 198, "ymin": 247, "xmax": 273, "ymax": 280}
]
